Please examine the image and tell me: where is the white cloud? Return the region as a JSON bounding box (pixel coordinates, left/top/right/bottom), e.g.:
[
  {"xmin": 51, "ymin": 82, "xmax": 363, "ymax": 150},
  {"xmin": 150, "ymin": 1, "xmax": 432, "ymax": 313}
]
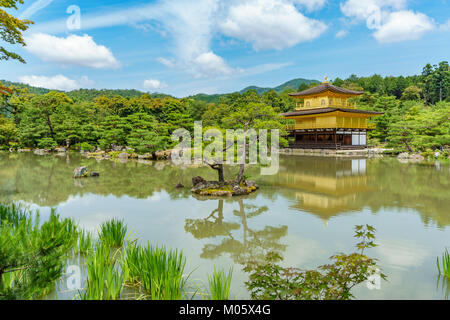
[
  {"xmin": 27, "ymin": 0, "xmax": 328, "ymax": 78},
  {"xmin": 376, "ymin": 238, "xmax": 428, "ymax": 269},
  {"xmin": 24, "ymin": 33, "xmax": 120, "ymax": 69},
  {"xmin": 160, "ymin": 0, "xmax": 234, "ymax": 78},
  {"xmin": 157, "ymin": 57, "xmax": 175, "ymax": 68},
  {"xmin": 373, "ymin": 10, "xmax": 435, "ymax": 43},
  {"xmin": 191, "ymin": 52, "xmax": 233, "ymax": 78},
  {"xmin": 143, "ymin": 79, "xmax": 167, "ymax": 90},
  {"xmin": 293, "ymin": 0, "xmax": 327, "ymax": 12},
  {"xmin": 219, "ymin": 0, "xmax": 328, "ymax": 50},
  {"xmin": 341, "ymin": 0, "xmax": 407, "ymax": 23},
  {"xmin": 19, "ymin": 0, "xmax": 54, "ymax": 19},
  {"xmin": 19, "ymin": 74, "xmax": 94, "ymax": 91},
  {"xmin": 335, "ymin": 29, "xmax": 349, "ymax": 38},
  {"xmin": 340, "ymin": 0, "xmax": 435, "ymax": 42}
]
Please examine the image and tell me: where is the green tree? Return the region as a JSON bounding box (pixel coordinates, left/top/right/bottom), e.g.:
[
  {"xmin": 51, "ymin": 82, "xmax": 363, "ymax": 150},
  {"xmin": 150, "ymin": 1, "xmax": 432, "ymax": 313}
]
[
  {"xmin": 0, "ymin": 114, "xmax": 16, "ymax": 145},
  {"xmin": 126, "ymin": 113, "xmax": 169, "ymax": 155},
  {"xmin": 97, "ymin": 115, "xmax": 129, "ymax": 150},
  {"xmin": 0, "ymin": 0, "xmax": 33, "ymax": 63},
  {"xmin": 387, "ymin": 102, "xmax": 450, "ymax": 152},
  {"xmin": 0, "ymin": 204, "xmax": 77, "ymax": 299},
  {"xmin": 401, "ymin": 85, "xmax": 422, "ymax": 101},
  {"xmin": 223, "ymin": 102, "xmax": 287, "ymax": 183}
]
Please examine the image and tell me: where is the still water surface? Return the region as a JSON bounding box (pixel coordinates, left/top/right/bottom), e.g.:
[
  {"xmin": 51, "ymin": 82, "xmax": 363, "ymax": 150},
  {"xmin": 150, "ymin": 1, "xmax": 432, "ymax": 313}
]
[{"xmin": 0, "ymin": 152, "xmax": 449, "ymax": 299}]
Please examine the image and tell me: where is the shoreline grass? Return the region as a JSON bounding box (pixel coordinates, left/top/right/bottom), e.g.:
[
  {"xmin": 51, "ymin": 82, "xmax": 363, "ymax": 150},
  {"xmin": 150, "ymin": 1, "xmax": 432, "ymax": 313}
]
[
  {"xmin": 437, "ymin": 248, "xmax": 450, "ymax": 278},
  {"xmin": 208, "ymin": 267, "xmax": 233, "ymax": 300},
  {"xmin": 98, "ymin": 218, "xmax": 127, "ymax": 248}
]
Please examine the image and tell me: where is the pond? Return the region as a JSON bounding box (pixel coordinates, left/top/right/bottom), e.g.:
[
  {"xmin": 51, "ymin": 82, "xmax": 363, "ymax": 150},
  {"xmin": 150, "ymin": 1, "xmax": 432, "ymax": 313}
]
[{"xmin": 0, "ymin": 152, "xmax": 449, "ymax": 299}]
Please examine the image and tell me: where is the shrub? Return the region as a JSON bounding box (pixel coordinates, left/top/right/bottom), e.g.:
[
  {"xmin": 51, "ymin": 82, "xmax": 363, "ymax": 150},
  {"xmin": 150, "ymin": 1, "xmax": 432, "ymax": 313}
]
[
  {"xmin": 244, "ymin": 225, "xmax": 385, "ymax": 300},
  {"xmin": 37, "ymin": 138, "xmax": 57, "ymax": 150},
  {"xmin": 79, "ymin": 142, "xmax": 94, "ymax": 152}
]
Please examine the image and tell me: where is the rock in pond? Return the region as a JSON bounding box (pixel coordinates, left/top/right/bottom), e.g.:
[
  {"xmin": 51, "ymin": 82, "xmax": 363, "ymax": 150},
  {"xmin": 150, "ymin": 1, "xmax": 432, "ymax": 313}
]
[
  {"xmin": 90, "ymin": 172, "xmax": 100, "ymax": 177},
  {"xmin": 118, "ymin": 152, "xmax": 129, "ymax": 159},
  {"xmin": 192, "ymin": 176, "xmax": 206, "ymax": 186},
  {"xmin": 409, "ymin": 153, "xmax": 425, "ymax": 162},
  {"xmin": 54, "ymin": 147, "xmax": 67, "ymax": 153},
  {"xmin": 397, "ymin": 152, "xmax": 409, "ymax": 159},
  {"xmin": 73, "ymin": 166, "xmax": 88, "ymax": 178},
  {"xmin": 191, "ymin": 176, "xmax": 259, "ymax": 197},
  {"xmin": 33, "ymin": 149, "xmax": 50, "ymax": 155}
]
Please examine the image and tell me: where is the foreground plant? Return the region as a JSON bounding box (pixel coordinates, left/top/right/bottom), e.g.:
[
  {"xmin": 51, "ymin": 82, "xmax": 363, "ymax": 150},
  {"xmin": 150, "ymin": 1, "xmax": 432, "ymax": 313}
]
[
  {"xmin": 81, "ymin": 244, "xmax": 123, "ymax": 300},
  {"xmin": 98, "ymin": 218, "xmax": 127, "ymax": 248},
  {"xmin": 0, "ymin": 203, "xmax": 77, "ymax": 300},
  {"xmin": 208, "ymin": 267, "xmax": 233, "ymax": 300},
  {"xmin": 244, "ymin": 225, "xmax": 386, "ymax": 300},
  {"xmin": 77, "ymin": 230, "xmax": 94, "ymax": 254},
  {"xmin": 437, "ymin": 248, "xmax": 450, "ymax": 278},
  {"xmin": 121, "ymin": 242, "xmax": 188, "ymax": 300}
]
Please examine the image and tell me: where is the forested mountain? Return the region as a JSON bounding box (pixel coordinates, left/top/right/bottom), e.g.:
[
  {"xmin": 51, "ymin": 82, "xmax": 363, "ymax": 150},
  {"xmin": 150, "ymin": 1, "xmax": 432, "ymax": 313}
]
[
  {"xmin": 2, "ymin": 78, "xmax": 319, "ymax": 104},
  {"xmin": 240, "ymin": 78, "xmax": 320, "ymax": 95},
  {"xmin": 0, "ymin": 81, "xmax": 174, "ymax": 101},
  {"xmin": 0, "ymin": 80, "xmax": 51, "ymax": 95}
]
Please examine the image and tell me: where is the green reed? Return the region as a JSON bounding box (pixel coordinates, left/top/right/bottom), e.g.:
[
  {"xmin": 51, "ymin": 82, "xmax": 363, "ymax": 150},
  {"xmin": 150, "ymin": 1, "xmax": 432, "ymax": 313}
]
[
  {"xmin": 98, "ymin": 218, "xmax": 127, "ymax": 248},
  {"xmin": 80, "ymin": 243, "xmax": 123, "ymax": 300},
  {"xmin": 77, "ymin": 230, "xmax": 94, "ymax": 254},
  {"xmin": 437, "ymin": 248, "xmax": 450, "ymax": 278},
  {"xmin": 208, "ymin": 267, "xmax": 233, "ymax": 300},
  {"xmin": 120, "ymin": 242, "xmax": 142, "ymax": 285},
  {"xmin": 120, "ymin": 242, "xmax": 188, "ymax": 300},
  {"xmin": 140, "ymin": 244, "xmax": 188, "ymax": 300}
]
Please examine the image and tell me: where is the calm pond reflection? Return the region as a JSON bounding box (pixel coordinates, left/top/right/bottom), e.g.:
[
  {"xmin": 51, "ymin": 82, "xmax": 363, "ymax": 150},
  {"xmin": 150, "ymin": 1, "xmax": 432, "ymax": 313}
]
[{"xmin": 0, "ymin": 152, "xmax": 449, "ymax": 299}]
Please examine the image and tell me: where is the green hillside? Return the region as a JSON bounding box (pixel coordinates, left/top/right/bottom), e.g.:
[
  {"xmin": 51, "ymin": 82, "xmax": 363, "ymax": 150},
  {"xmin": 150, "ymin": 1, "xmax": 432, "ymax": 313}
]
[
  {"xmin": 188, "ymin": 78, "xmax": 319, "ymax": 103},
  {"xmin": 240, "ymin": 78, "xmax": 320, "ymax": 95},
  {"xmin": 0, "ymin": 80, "xmax": 173, "ymax": 101},
  {"xmin": 0, "ymin": 80, "xmax": 51, "ymax": 95},
  {"xmin": 2, "ymin": 77, "xmax": 318, "ymax": 104}
]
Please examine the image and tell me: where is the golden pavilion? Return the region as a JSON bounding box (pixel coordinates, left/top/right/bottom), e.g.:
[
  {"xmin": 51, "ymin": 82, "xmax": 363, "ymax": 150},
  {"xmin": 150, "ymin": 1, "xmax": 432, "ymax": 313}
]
[{"xmin": 282, "ymin": 78, "xmax": 383, "ymax": 149}]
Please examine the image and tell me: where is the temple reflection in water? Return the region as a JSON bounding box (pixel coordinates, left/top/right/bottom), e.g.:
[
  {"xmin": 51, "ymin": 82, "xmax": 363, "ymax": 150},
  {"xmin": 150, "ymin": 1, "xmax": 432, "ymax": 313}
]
[{"xmin": 272, "ymin": 156, "xmax": 370, "ymax": 225}]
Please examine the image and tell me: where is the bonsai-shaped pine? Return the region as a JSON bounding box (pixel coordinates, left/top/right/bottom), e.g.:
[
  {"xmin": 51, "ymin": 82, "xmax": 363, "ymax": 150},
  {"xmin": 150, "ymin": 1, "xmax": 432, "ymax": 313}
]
[
  {"xmin": 244, "ymin": 225, "xmax": 386, "ymax": 300},
  {"xmin": 0, "ymin": 203, "xmax": 77, "ymax": 300},
  {"xmin": 200, "ymin": 102, "xmax": 287, "ymax": 184},
  {"xmin": 223, "ymin": 102, "xmax": 287, "ymax": 183}
]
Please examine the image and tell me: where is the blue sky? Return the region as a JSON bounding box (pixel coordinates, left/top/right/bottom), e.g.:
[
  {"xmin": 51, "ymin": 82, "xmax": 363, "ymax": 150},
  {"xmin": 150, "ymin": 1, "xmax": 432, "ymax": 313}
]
[{"xmin": 1, "ymin": 0, "xmax": 449, "ymax": 97}]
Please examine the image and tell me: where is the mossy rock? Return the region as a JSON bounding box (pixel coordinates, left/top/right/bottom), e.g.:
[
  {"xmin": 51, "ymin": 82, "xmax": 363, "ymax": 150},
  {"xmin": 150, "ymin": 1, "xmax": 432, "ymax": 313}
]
[{"xmin": 192, "ymin": 178, "xmax": 258, "ymax": 197}]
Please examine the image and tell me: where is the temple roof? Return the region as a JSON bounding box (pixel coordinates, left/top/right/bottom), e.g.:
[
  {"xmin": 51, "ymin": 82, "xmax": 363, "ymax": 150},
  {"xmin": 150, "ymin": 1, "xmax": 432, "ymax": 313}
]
[
  {"xmin": 289, "ymin": 83, "xmax": 363, "ymax": 97},
  {"xmin": 282, "ymin": 107, "xmax": 384, "ymax": 117}
]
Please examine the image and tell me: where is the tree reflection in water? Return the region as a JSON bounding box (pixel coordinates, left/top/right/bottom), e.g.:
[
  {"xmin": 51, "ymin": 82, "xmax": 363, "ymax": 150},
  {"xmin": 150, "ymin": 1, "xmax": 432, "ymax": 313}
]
[{"xmin": 185, "ymin": 199, "xmax": 288, "ymax": 265}]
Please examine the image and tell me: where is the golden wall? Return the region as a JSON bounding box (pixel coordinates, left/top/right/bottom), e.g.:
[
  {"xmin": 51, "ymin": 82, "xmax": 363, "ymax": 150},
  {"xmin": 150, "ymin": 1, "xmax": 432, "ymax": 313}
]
[{"xmin": 286, "ymin": 113, "xmax": 374, "ymax": 130}]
